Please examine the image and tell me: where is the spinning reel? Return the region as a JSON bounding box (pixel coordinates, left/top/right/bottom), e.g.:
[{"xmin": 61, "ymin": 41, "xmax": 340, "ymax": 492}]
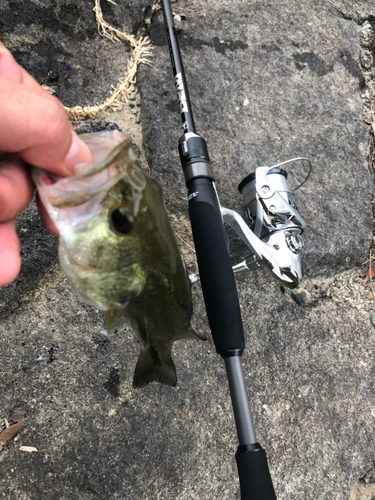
[
  {"xmin": 224, "ymin": 158, "xmax": 310, "ymax": 288},
  {"xmin": 190, "ymin": 157, "xmax": 311, "ymax": 289}
]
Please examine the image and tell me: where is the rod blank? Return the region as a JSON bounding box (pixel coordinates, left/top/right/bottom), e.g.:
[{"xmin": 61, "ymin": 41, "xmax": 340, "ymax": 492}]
[{"xmin": 225, "ymin": 356, "xmax": 257, "ymax": 445}]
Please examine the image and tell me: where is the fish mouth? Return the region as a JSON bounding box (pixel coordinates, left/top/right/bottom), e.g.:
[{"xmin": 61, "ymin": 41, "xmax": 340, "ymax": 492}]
[{"xmin": 37, "ymin": 136, "xmax": 139, "ymax": 209}]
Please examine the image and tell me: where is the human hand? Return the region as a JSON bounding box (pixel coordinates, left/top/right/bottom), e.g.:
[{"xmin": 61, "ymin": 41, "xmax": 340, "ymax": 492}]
[{"xmin": 0, "ymin": 42, "xmax": 92, "ymax": 287}]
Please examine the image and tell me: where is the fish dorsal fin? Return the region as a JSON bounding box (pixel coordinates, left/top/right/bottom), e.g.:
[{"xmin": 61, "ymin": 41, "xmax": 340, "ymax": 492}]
[
  {"xmin": 177, "ymin": 326, "xmax": 207, "ymax": 341},
  {"xmin": 133, "ymin": 347, "xmax": 177, "ymax": 389}
]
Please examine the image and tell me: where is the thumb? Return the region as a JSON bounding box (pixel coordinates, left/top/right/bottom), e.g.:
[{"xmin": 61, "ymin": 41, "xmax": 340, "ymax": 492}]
[
  {"xmin": 63, "ymin": 131, "xmax": 93, "ymax": 175},
  {"xmin": 0, "ymin": 76, "xmax": 92, "ymax": 176}
]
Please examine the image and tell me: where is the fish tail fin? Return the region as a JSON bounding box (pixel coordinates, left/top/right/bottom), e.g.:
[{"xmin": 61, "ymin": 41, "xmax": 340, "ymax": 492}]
[{"xmin": 133, "ymin": 347, "xmax": 177, "ymax": 389}]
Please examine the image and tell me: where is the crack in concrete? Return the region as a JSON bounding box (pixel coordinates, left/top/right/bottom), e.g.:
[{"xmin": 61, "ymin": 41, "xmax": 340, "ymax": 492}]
[
  {"xmin": 359, "ymin": 18, "xmax": 375, "ymax": 130},
  {"xmin": 326, "ymin": 1, "xmax": 375, "ymax": 26},
  {"xmin": 334, "ymin": 10, "xmax": 372, "ymax": 26},
  {"xmin": 350, "ymin": 17, "xmax": 375, "ymax": 494}
]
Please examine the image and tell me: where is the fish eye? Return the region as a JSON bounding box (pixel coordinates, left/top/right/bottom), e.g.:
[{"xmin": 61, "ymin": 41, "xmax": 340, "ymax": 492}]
[{"xmin": 111, "ymin": 207, "xmax": 134, "ymax": 234}]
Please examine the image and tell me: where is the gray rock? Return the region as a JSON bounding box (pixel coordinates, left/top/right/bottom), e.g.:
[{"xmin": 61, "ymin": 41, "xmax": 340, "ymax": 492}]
[
  {"xmin": 74, "ymin": 120, "xmax": 121, "ymax": 135},
  {"xmin": 291, "ymin": 291, "xmax": 307, "ymax": 304},
  {"xmin": 139, "ymin": 1, "xmax": 373, "ymax": 277},
  {"xmin": 0, "ymin": 200, "xmax": 60, "ymax": 322},
  {"xmin": 1, "ymin": 275, "xmax": 375, "ymax": 500},
  {"xmin": 327, "ymin": 0, "xmax": 375, "ymax": 24},
  {"xmin": 1, "ymin": 0, "xmax": 375, "ymax": 499},
  {"xmin": 0, "ymin": 0, "xmax": 153, "ymax": 107}
]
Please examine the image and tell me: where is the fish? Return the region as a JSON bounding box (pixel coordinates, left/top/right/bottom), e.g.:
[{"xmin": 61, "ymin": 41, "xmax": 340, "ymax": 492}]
[{"xmin": 32, "ymin": 130, "xmax": 205, "ymax": 388}]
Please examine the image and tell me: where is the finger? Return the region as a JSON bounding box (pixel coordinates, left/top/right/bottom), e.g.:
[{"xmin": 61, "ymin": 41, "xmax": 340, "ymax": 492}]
[
  {"xmin": 0, "ymin": 42, "xmax": 43, "ymax": 90},
  {"xmin": 0, "ymin": 219, "xmax": 21, "ymax": 287},
  {"xmin": 0, "ymin": 77, "xmax": 92, "ymax": 175},
  {"xmin": 0, "ymin": 43, "xmax": 92, "ymax": 173},
  {"xmin": 36, "ymin": 193, "xmax": 59, "ymax": 236},
  {"xmin": 0, "ymin": 156, "xmax": 34, "ymax": 222}
]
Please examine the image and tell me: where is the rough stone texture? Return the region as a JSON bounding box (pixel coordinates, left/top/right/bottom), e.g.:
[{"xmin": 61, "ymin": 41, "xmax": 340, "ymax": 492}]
[
  {"xmin": 0, "ymin": 200, "xmax": 59, "ymax": 321},
  {"xmin": 351, "ymin": 484, "xmax": 375, "ymax": 500},
  {"xmin": 1, "ymin": 0, "xmax": 375, "ymax": 499},
  {"xmin": 0, "ymin": 0, "xmax": 152, "ymax": 106},
  {"xmin": 329, "ymin": 0, "xmax": 375, "ymax": 24},
  {"xmin": 1, "ymin": 273, "xmax": 375, "ymax": 500},
  {"xmin": 139, "ymin": 0, "xmax": 374, "ymax": 276}
]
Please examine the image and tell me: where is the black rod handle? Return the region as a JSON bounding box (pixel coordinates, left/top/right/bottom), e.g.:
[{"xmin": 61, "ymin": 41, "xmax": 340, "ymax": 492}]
[
  {"xmin": 188, "ymin": 178, "xmax": 245, "ymax": 354},
  {"xmin": 236, "ymin": 445, "xmax": 277, "ymax": 500}
]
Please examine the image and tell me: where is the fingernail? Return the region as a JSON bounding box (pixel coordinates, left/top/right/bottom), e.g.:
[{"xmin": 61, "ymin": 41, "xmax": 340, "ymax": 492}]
[{"xmin": 64, "ymin": 132, "xmax": 92, "ymax": 174}]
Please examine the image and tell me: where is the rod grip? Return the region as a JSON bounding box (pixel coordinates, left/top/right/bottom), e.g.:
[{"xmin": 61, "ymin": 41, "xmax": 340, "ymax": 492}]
[
  {"xmin": 236, "ymin": 445, "xmax": 277, "ymax": 500},
  {"xmin": 188, "ymin": 181, "xmax": 245, "ymax": 354}
]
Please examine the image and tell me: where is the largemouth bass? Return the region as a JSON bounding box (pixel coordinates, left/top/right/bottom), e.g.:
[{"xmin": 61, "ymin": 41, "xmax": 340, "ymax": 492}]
[{"xmin": 32, "ymin": 130, "xmax": 205, "ymax": 388}]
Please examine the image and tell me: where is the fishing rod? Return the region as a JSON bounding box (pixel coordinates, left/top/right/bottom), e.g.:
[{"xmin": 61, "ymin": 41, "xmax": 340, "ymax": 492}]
[{"xmin": 160, "ymin": 1, "xmax": 308, "ymax": 498}]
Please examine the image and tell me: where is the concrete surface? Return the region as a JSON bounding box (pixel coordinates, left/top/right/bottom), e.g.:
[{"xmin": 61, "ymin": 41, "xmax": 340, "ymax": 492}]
[{"xmin": 1, "ymin": 0, "xmax": 375, "ymax": 499}]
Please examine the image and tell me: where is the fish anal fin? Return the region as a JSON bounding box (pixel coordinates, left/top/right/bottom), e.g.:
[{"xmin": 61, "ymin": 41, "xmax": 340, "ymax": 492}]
[
  {"xmin": 178, "ymin": 326, "xmax": 207, "ymax": 341},
  {"xmin": 133, "ymin": 347, "xmax": 177, "ymax": 389}
]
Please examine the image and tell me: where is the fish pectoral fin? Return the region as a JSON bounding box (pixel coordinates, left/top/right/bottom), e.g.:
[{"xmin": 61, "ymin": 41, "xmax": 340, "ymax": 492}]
[
  {"xmin": 178, "ymin": 326, "xmax": 207, "ymax": 341},
  {"xmin": 133, "ymin": 347, "xmax": 177, "ymax": 389},
  {"xmin": 101, "ymin": 309, "xmax": 128, "ymax": 336},
  {"xmin": 103, "ymin": 310, "xmax": 114, "ymax": 330}
]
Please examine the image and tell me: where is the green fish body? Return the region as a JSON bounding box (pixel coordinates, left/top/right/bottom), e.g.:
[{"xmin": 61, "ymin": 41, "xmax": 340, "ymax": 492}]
[{"xmin": 32, "ymin": 131, "xmax": 204, "ymax": 388}]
